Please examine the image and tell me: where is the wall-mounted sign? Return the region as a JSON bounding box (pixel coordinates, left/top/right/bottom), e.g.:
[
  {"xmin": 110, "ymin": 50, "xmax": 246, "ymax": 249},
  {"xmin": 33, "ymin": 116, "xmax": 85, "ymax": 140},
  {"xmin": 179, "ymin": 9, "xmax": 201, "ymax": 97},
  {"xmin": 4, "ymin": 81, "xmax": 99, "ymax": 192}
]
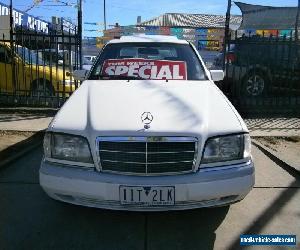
[
  {"xmin": 242, "ymin": 29, "xmax": 293, "ymax": 38},
  {"xmin": 0, "ymin": 1, "xmax": 49, "ymax": 33},
  {"xmin": 159, "ymin": 27, "xmax": 170, "ymax": 35},
  {"xmin": 62, "ymin": 18, "xmax": 76, "ymax": 34},
  {"xmin": 170, "ymin": 28, "xmax": 183, "ymax": 38}
]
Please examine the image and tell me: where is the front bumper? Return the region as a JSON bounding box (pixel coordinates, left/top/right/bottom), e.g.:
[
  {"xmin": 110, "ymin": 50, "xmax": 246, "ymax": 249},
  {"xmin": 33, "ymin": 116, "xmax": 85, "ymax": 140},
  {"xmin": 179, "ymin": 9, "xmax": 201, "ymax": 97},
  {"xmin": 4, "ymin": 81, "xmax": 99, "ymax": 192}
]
[
  {"xmin": 39, "ymin": 160, "xmax": 255, "ymax": 211},
  {"xmin": 55, "ymin": 83, "xmax": 76, "ymax": 95}
]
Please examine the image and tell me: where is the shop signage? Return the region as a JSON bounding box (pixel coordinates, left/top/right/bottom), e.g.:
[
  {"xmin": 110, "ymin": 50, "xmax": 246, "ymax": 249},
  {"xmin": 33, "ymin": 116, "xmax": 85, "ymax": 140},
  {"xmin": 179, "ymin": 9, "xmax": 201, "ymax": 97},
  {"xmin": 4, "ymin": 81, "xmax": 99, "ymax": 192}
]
[{"xmin": 0, "ymin": 1, "xmax": 49, "ymax": 33}]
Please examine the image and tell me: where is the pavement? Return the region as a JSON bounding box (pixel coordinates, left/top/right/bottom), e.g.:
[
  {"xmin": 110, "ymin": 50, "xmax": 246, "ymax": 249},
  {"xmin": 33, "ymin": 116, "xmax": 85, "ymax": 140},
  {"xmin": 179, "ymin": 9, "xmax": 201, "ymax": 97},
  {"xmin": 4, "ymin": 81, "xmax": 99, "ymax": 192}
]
[
  {"xmin": 0, "ymin": 145, "xmax": 299, "ymax": 250},
  {"xmin": 0, "ymin": 113, "xmax": 53, "ymax": 132},
  {"xmin": 0, "ymin": 131, "xmax": 35, "ymax": 152},
  {"xmin": 0, "ymin": 131, "xmax": 44, "ymax": 169},
  {"xmin": 252, "ymin": 138, "xmax": 300, "ymax": 173},
  {"xmin": 246, "ymin": 117, "xmax": 300, "ymax": 137}
]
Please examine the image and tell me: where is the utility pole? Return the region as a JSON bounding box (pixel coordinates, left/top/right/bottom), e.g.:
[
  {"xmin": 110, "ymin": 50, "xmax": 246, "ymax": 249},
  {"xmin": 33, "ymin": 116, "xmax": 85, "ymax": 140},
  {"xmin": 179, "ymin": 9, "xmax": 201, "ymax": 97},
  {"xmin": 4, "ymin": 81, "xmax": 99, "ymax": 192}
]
[
  {"xmin": 78, "ymin": 0, "xmax": 82, "ymax": 69},
  {"xmin": 295, "ymin": 0, "xmax": 300, "ymax": 41},
  {"xmin": 9, "ymin": 0, "xmax": 13, "ymax": 53},
  {"xmin": 104, "ymin": 0, "xmax": 107, "ymax": 31},
  {"xmin": 223, "ymin": 0, "xmax": 232, "ymax": 70}
]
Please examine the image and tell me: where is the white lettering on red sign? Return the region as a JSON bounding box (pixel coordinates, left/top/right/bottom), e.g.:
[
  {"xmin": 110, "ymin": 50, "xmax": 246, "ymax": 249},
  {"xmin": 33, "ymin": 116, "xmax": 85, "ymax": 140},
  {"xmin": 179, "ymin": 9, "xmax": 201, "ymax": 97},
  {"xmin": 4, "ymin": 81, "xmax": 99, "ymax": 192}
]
[{"xmin": 101, "ymin": 59, "xmax": 187, "ymax": 80}]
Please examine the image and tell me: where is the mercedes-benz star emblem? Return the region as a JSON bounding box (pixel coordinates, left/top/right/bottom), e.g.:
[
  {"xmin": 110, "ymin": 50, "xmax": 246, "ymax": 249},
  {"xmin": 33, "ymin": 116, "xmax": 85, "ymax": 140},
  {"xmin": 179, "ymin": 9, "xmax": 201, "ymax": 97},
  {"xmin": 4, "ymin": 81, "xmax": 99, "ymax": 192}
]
[{"xmin": 141, "ymin": 112, "xmax": 153, "ymax": 129}]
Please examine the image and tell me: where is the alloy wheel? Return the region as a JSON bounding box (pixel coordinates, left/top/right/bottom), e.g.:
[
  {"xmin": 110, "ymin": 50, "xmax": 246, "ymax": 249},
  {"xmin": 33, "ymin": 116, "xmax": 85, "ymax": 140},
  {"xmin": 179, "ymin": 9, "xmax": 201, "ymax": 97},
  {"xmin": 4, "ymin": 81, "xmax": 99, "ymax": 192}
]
[{"xmin": 245, "ymin": 74, "xmax": 265, "ymax": 96}]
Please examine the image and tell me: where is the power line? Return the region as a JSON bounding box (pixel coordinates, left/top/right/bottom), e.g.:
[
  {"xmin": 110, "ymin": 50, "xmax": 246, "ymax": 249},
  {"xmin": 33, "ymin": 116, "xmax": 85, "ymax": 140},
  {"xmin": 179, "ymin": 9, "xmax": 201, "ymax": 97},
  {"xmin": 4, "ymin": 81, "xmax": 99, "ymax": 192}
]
[
  {"xmin": 25, "ymin": 0, "xmax": 45, "ymax": 12},
  {"xmin": 24, "ymin": 0, "xmax": 76, "ymax": 12}
]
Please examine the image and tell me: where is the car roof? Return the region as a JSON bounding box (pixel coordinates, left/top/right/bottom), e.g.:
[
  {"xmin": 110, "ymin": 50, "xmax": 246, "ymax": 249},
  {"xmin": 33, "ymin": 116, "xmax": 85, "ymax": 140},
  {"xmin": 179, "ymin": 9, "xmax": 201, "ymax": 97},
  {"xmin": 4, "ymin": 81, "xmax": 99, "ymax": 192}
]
[{"xmin": 108, "ymin": 34, "xmax": 189, "ymax": 44}]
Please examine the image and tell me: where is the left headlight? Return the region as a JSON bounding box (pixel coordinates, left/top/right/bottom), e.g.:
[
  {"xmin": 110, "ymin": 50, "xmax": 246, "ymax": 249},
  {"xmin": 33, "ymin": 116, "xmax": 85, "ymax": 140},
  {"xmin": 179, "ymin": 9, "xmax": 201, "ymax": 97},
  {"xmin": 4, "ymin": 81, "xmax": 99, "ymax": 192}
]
[
  {"xmin": 201, "ymin": 134, "xmax": 251, "ymax": 164},
  {"xmin": 44, "ymin": 133, "xmax": 93, "ymax": 164}
]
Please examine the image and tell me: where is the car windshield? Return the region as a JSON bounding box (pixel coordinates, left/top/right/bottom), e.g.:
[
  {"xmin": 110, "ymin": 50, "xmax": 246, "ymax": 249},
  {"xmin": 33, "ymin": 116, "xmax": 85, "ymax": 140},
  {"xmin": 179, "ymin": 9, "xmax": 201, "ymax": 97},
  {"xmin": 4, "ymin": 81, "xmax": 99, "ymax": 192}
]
[
  {"xmin": 16, "ymin": 47, "xmax": 45, "ymax": 65},
  {"xmin": 89, "ymin": 42, "xmax": 207, "ymax": 80}
]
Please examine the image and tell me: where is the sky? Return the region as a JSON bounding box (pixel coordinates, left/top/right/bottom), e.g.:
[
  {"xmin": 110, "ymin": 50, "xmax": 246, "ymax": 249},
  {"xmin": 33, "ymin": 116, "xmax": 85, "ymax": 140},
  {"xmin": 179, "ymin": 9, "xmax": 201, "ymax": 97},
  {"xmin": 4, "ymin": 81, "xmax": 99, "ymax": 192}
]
[{"xmin": 1, "ymin": 0, "xmax": 299, "ymax": 37}]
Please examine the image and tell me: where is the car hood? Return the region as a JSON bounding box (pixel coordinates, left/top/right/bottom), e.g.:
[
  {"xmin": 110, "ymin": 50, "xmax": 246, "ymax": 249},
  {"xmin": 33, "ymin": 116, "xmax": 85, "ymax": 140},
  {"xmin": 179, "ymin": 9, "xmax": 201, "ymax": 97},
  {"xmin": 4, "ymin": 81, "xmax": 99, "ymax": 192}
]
[{"xmin": 50, "ymin": 80, "xmax": 247, "ymax": 139}]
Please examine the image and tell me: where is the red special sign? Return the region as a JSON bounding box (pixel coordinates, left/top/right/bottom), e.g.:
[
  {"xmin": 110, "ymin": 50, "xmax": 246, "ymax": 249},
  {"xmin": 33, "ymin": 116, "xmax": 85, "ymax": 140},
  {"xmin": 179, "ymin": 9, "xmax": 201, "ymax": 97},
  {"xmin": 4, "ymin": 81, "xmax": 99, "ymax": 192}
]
[{"xmin": 101, "ymin": 59, "xmax": 187, "ymax": 80}]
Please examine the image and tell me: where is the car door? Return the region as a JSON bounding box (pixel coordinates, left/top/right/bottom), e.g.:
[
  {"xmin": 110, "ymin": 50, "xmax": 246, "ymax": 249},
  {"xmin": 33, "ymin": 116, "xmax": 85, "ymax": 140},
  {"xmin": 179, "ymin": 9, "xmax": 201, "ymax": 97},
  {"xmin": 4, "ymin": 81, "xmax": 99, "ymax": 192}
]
[
  {"xmin": 0, "ymin": 45, "xmax": 13, "ymax": 93},
  {"xmin": 13, "ymin": 48, "xmax": 29, "ymax": 93}
]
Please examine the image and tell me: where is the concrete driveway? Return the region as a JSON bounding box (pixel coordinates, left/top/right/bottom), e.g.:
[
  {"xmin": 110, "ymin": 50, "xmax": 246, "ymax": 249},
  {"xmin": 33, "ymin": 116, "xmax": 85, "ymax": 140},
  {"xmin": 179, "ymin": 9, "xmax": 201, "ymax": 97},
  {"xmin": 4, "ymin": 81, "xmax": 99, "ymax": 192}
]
[{"xmin": 0, "ymin": 145, "xmax": 299, "ymax": 250}]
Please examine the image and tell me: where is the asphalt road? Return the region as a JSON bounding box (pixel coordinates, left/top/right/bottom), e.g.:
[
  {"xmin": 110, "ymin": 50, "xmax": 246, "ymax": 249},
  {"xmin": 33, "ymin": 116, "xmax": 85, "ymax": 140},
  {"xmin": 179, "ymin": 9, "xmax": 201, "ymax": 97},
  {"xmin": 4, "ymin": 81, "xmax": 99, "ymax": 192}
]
[{"xmin": 0, "ymin": 145, "xmax": 299, "ymax": 250}]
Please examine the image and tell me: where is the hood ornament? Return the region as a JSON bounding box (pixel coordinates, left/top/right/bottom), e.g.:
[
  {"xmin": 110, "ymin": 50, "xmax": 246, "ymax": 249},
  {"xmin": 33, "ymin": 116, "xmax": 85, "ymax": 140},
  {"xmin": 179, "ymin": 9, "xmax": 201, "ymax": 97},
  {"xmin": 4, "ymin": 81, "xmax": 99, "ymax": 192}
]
[{"xmin": 141, "ymin": 112, "xmax": 153, "ymax": 129}]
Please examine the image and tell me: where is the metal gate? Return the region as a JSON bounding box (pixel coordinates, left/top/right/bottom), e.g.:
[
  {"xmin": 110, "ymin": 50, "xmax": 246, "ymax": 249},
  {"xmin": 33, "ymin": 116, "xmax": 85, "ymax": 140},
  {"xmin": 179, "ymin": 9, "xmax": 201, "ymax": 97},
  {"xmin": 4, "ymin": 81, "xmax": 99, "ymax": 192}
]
[{"xmin": 0, "ymin": 26, "xmax": 81, "ymax": 108}]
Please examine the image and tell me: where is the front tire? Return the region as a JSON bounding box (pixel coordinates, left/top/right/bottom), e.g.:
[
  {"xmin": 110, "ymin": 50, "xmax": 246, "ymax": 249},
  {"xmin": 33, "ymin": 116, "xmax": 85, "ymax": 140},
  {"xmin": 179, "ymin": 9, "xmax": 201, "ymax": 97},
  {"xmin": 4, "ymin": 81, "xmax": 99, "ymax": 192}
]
[
  {"xmin": 242, "ymin": 71, "xmax": 268, "ymax": 97},
  {"xmin": 31, "ymin": 79, "xmax": 54, "ymax": 97}
]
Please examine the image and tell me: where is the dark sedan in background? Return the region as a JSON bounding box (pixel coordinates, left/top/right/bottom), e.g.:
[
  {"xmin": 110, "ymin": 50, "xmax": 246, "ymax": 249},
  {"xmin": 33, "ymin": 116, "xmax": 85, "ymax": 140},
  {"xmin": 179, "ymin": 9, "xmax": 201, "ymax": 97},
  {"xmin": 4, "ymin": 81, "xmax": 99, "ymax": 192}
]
[{"xmin": 214, "ymin": 37, "xmax": 300, "ymax": 97}]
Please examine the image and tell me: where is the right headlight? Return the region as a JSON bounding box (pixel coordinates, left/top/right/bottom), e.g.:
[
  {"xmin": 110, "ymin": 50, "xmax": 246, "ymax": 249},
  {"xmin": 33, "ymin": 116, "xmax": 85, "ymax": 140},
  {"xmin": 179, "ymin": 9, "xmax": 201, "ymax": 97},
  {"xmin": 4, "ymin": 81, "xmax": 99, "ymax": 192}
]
[
  {"xmin": 201, "ymin": 133, "xmax": 251, "ymax": 164},
  {"xmin": 59, "ymin": 79, "xmax": 75, "ymax": 86},
  {"xmin": 44, "ymin": 132, "xmax": 93, "ymax": 164}
]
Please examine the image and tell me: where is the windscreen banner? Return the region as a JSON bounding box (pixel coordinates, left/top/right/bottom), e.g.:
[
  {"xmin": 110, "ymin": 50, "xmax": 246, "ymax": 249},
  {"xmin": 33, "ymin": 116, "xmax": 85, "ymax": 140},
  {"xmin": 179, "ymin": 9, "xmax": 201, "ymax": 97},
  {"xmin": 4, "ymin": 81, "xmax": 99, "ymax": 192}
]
[{"xmin": 101, "ymin": 59, "xmax": 187, "ymax": 80}]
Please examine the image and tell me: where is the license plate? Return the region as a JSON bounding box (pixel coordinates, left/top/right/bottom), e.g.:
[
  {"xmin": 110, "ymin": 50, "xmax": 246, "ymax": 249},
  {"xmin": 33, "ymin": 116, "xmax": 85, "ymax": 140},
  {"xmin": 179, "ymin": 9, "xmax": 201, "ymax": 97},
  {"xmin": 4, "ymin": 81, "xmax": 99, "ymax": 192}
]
[{"xmin": 119, "ymin": 186, "xmax": 175, "ymax": 206}]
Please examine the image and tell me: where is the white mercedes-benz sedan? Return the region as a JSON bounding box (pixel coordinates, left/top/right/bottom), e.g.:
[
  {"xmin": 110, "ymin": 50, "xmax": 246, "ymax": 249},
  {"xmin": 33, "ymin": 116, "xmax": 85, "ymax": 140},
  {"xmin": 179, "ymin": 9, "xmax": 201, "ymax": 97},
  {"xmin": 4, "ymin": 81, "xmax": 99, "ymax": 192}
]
[{"xmin": 39, "ymin": 35, "xmax": 254, "ymax": 211}]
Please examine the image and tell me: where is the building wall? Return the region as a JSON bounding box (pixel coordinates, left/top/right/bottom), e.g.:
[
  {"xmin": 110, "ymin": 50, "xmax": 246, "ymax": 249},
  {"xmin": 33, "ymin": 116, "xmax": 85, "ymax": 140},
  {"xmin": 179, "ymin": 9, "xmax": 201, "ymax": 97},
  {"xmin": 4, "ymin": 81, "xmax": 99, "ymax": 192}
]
[{"xmin": 98, "ymin": 25, "xmax": 226, "ymax": 51}]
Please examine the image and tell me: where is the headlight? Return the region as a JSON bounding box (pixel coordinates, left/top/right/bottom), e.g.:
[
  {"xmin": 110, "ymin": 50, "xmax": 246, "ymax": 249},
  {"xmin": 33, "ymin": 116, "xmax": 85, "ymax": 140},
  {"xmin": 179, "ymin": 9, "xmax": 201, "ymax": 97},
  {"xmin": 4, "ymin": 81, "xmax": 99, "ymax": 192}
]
[
  {"xmin": 60, "ymin": 80, "xmax": 74, "ymax": 86},
  {"xmin": 201, "ymin": 134, "xmax": 251, "ymax": 164},
  {"xmin": 44, "ymin": 133, "xmax": 93, "ymax": 164}
]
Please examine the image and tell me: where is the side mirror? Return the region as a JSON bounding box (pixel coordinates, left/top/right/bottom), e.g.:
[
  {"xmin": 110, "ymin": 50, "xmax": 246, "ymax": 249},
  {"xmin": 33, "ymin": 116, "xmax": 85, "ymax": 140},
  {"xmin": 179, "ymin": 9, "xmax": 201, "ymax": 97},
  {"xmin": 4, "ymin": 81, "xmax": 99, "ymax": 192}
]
[
  {"xmin": 210, "ymin": 70, "xmax": 224, "ymax": 82},
  {"xmin": 73, "ymin": 69, "xmax": 89, "ymax": 81}
]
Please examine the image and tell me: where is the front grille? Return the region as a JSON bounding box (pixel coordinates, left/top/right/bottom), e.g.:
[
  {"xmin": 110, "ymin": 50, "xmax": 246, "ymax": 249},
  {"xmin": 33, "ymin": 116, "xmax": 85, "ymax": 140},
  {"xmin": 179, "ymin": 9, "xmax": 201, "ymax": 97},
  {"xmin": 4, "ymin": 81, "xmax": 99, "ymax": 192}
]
[{"xmin": 97, "ymin": 137, "xmax": 197, "ymax": 175}]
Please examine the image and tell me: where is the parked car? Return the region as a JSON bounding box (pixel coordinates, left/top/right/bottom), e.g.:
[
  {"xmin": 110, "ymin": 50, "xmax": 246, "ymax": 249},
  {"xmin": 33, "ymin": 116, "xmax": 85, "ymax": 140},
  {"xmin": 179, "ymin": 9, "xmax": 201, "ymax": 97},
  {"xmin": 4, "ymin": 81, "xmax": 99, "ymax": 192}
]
[
  {"xmin": 82, "ymin": 56, "xmax": 95, "ymax": 71},
  {"xmin": 40, "ymin": 35, "xmax": 254, "ymax": 211},
  {"xmin": 83, "ymin": 55, "xmax": 96, "ymax": 63},
  {"xmin": 216, "ymin": 37, "xmax": 300, "ymax": 97},
  {"xmin": 0, "ymin": 42, "xmax": 75, "ymax": 96},
  {"xmin": 42, "ymin": 49, "xmax": 65, "ymax": 66},
  {"xmin": 198, "ymin": 50, "xmax": 220, "ymax": 69}
]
